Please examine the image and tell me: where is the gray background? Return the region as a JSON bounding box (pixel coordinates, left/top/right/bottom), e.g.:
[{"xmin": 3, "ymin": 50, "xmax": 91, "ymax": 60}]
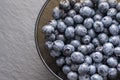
[{"xmin": 0, "ymin": 0, "xmax": 57, "ymax": 80}]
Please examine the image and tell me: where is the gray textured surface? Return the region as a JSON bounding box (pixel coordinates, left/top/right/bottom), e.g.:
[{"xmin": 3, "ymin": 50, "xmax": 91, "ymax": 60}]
[{"xmin": 0, "ymin": 0, "xmax": 57, "ymax": 80}]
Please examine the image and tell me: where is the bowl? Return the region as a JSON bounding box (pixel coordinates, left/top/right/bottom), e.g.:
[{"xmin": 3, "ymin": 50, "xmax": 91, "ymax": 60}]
[{"xmin": 35, "ymin": 0, "xmax": 120, "ymax": 80}]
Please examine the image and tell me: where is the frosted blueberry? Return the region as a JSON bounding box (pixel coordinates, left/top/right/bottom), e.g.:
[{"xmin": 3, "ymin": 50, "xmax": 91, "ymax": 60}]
[
  {"xmin": 62, "ymin": 65, "xmax": 71, "ymax": 74},
  {"xmin": 59, "ymin": 0, "xmax": 71, "ymax": 11},
  {"xmin": 50, "ymin": 50, "xmax": 61, "ymax": 58},
  {"xmin": 107, "ymin": 57, "xmax": 118, "ymax": 67},
  {"xmin": 74, "ymin": 3, "xmax": 82, "ymax": 12},
  {"xmin": 56, "ymin": 57, "xmax": 65, "ymax": 66},
  {"xmin": 95, "ymin": 46, "xmax": 103, "ymax": 52},
  {"xmin": 85, "ymin": 56, "xmax": 92, "ymax": 65},
  {"xmin": 98, "ymin": 33, "xmax": 108, "ymax": 44},
  {"xmin": 42, "ymin": 25, "xmax": 54, "ymax": 35},
  {"xmin": 53, "ymin": 40, "xmax": 64, "ymax": 51},
  {"xmin": 70, "ymin": 40, "xmax": 80, "ymax": 48},
  {"xmin": 82, "ymin": 35, "xmax": 91, "ymax": 44},
  {"xmin": 98, "ymin": 2, "xmax": 109, "ymax": 13},
  {"xmin": 93, "ymin": 21, "xmax": 104, "ymax": 33},
  {"xmin": 86, "ymin": 43, "xmax": 95, "ymax": 54},
  {"xmin": 109, "ymin": 36, "xmax": 120, "ymax": 46},
  {"xmin": 47, "ymin": 33, "xmax": 56, "ymax": 41},
  {"xmin": 75, "ymin": 25, "xmax": 87, "ymax": 36},
  {"xmin": 109, "ymin": 24, "xmax": 119, "ymax": 35},
  {"xmin": 79, "ymin": 74, "xmax": 90, "ymax": 80},
  {"xmin": 68, "ymin": 9, "xmax": 76, "ymax": 17},
  {"xmin": 88, "ymin": 29, "xmax": 96, "ymax": 39},
  {"xmin": 117, "ymin": 63, "xmax": 120, "ymax": 72},
  {"xmin": 91, "ymin": 52, "xmax": 103, "ymax": 63},
  {"xmin": 91, "ymin": 74, "xmax": 103, "ymax": 80},
  {"xmin": 65, "ymin": 26, "xmax": 75, "ymax": 39},
  {"xmin": 92, "ymin": 38, "xmax": 100, "ymax": 47},
  {"xmin": 52, "ymin": 7, "xmax": 62, "ymax": 19},
  {"xmin": 98, "ymin": 65, "xmax": 109, "ymax": 76},
  {"xmin": 114, "ymin": 47, "xmax": 120, "ymax": 56},
  {"xmin": 78, "ymin": 45, "xmax": 88, "ymax": 55},
  {"xmin": 89, "ymin": 65, "xmax": 96, "ymax": 75},
  {"xmin": 65, "ymin": 57, "xmax": 72, "ymax": 65},
  {"xmin": 73, "ymin": 15, "xmax": 83, "ymax": 24},
  {"xmin": 107, "ymin": 8, "xmax": 117, "ymax": 18},
  {"xmin": 64, "ymin": 17, "xmax": 74, "ymax": 26},
  {"xmin": 116, "ymin": 3, "xmax": 120, "ymax": 11},
  {"xmin": 78, "ymin": 63, "xmax": 89, "ymax": 75},
  {"xmin": 56, "ymin": 34, "xmax": 65, "ymax": 41},
  {"xmin": 57, "ymin": 20, "xmax": 67, "ymax": 33},
  {"xmin": 108, "ymin": 68, "xmax": 117, "ymax": 79},
  {"xmin": 70, "ymin": 64, "xmax": 79, "ymax": 72},
  {"xmin": 116, "ymin": 12, "xmax": 120, "ymax": 22},
  {"xmin": 45, "ymin": 41, "xmax": 53, "ymax": 49},
  {"xmin": 102, "ymin": 16, "xmax": 112, "ymax": 27},
  {"xmin": 67, "ymin": 72, "xmax": 78, "ymax": 80},
  {"xmin": 84, "ymin": 18, "xmax": 94, "ymax": 29},
  {"xmin": 108, "ymin": 0, "xmax": 117, "ymax": 8},
  {"xmin": 49, "ymin": 20, "xmax": 57, "ymax": 28},
  {"xmin": 93, "ymin": 14, "xmax": 102, "ymax": 21}
]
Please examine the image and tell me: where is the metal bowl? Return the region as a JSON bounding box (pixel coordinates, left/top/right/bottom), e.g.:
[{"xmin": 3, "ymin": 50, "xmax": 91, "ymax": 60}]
[{"xmin": 35, "ymin": 0, "xmax": 120, "ymax": 80}]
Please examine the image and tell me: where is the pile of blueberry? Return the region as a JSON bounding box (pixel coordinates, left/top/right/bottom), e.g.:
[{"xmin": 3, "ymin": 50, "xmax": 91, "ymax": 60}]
[{"xmin": 42, "ymin": 0, "xmax": 120, "ymax": 80}]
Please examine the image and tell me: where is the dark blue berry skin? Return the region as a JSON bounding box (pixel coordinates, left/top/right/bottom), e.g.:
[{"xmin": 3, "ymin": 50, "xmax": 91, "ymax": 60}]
[
  {"xmin": 93, "ymin": 21, "xmax": 104, "ymax": 33},
  {"xmin": 89, "ymin": 65, "xmax": 96, "ymax": 75},
  {"xmin": 98, "ymin": 65, "xmax": 109, "ymax": 76},
  {"xmin": 42, "ymin": 25, "xmax": 54, "ymax": 35},
  {"xmin": 45, "ymin": 41, "xmax": 53, "ymax": 50},
  {"xmin": 57, "ymin": 20, "xmax": 67, "ymax": 33},
  {"xmin": 78, "ymin": 45, "xmax": 88, "ymax": 55},
  {"xmin": 62, "ymin": 65, "xmax": 71, "ymax": 74},
  {"xmin": 63, "ymin": 44, "xmax": 75, "ymax": 56},
  {"xmin": 79, "ymin": 6, "xmax": 95, "ymax": 18},
  {"xmin": 107, "ymin": 8, "xmax": 117, "ymax": 18},
  {"xmin": 53, "ymin": 7, "xmax": 62, "ymax": 19},
  {"xmin": 84, "ymin": 18, "xmax": 94, "ymax": 29},
  {"xmin": 74, "ymin": 3, "xmax": 82, "ymax": 12},
  {"xmin": 91, "ymin": 52, "xmax": 103, "ymax": 63},
  {"xmin": 56, "ymin": 34, "xmax": 65, "ymax": 41},
  {"xmin": 88, "ymin": 29, "xmax": 96, "ymax": 39},
  {"xmin": 64, "ymin": 17, "xmax": 74, "ymax": 26},
  {"xmin": 68, "ymin": 10, "xmax": 76, "ymax": 17},
  {"xmin": 86, "ymin": 43, "xmax": 95, "ymax": 54},
  {"xmin": 59, "ymin": 0, "xmax": 71, "ymax": 11},
  {"xmin": 82, "ymin": 0, "xmax": 93, "ymax": 8},
  {"xmin": 109, "ymin": 24, "xmax": 119, "ymax": 35},
  {"xmin": 67, "ymin": 72, "xmax": 78, "ymax": 80},
  {"xmin": 70, "ymin": 64, "xmax": 79, "ymax": 72},
  {"xmin": 107, "ymin": 57, "xmax": 118, "ymax": 67},
  {"xmin": 71, "ymin": 52, "xmax": 85, "ymax": 64},
  {"xmin": 93, "ymin": 14, "xmax": 102, "ymax": 21},
  {"xmin": 92, "ymin": 38, "xmax": 100, "ymax": 47},
  {"xmin": 116, "ymin": 3, "xmax": 120, "ymax": 11},
  {"xmin": 91, "ymin": 74, "xmax": 103, "ymax": 80},
  {"xmin": 116, "ymin": 12, "xmax": 120, "ymax": 22},
  {"xmin": 47, "ymin": 33, "xmax": 56, "ymax": 41},
  {"xmin": 79, "ymin": 75, "xmax": 90, "ymax": 80},
  {"xmin": 96, "ymin": 46, "xmax": 103, "ymax": 52},
  {"xmin": 117, "ymin": 63, "xmax": 120, "ymax": 72},
  {"xmin": 50, "ymin": 50, "xmax": 61, "ymax": 58},
  {"xmin": 75, "ymin": 25, "xmax": 87, "ymax": 36},
  {"xmin": 102, "ymin": 16, "xmax": 112, "ymax": 27},
  {"xmin": 53, "ymin": 40, "xmax": 64, "ymax": 51},
  {"xmin": 98, "ymin": 33, "xmax": 108, "ymax": 44},
  {"xmin": 69, "ymin": 0, "xmax": 76, "ymax": 7},
  {"xmin": 108, "ymin": 0, "xmax": 117, "ymax": 8},
  {"xmin": 114, "ymin": 47, "xmax": 120, "ymax": 57},
  {"xmin": 82, "ymin": 35, "xmax": 91, "ymax": 44},
  {"xmin": 70, "ymin": 40, "xmax": 80, "ymax": 48},
  {"xmin": 103, "ymin": 43, "xmax": 114, "ymax": 56},
  {"xmin": 85, "ymin": 56, "xmax": 92, "ymax": 65},
  {"xmin": 56, "ymin": 57, "xmax": 65, "ymax": 67},
  {"xmin": 78, "ymin": 63, "xmax": 89, "ymax": 75},
  {"xmin": 109, "ymin": 36, "xmax": 120, "ymax": 46},
  {"xmin": 98, "ymin": 2, "xmax": 109, "ymax": 13},
  {"xmin": 49, "ymin": 20, "xmax": 57, "ymax": 28},
  {"xmin": 65, "ymin": 57, "xmax": 72, "ymax": 65},
  {"xmin": 103, "ymin": 28, "xmax": 109, "ymax": 35},
  {"xmin": 65, "ymin": 26, "xmax": 75, "ymax": 39},
  {"xmin": 73, "ymin": 15, "xmax": 83, "ymax": 24},
  {"xmin": 108, "ymin": 68, "xmax": 117, "ymax": 79},
  {"xmin": 112, "ymin": 20, "xmax": 119, "ymax": 25}
]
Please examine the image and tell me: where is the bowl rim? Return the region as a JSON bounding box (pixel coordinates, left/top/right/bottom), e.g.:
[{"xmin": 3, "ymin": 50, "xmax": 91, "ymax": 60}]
[{"xmin": 34, "ymin": 0, "xmax": 63, "ymax": 80}]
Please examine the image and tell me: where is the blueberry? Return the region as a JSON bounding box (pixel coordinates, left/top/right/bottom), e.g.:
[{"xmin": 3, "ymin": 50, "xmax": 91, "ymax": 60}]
[
  {"xmin": 57, "ymin": 20, "xmax": 67, "ymax": 33},
  {"xmin": 108, "ymin": 68, "xmax": 117, "ymax": 78},
  {"xmin": 93, "ymin": 21, "xmax": 104, "ymax": 33},
  {"xmin": 82, "ymin": 0, "xmax": 93, "ymax": 8},
  {"xmin": 74, "ymin": 3, "xmax": 82, "ymax": 12},
  {"xmin": 50, "ymin": 50, "xmax": 61, "ymax": 58},
  {"xmin": 64, "ymin": 17, "xmax": 74, "ymax": 26},
  {"xmin": 49, "ymin": 20, "xmax": 57, "ymax": 28},
  {"xmin": 89, "ymin": 65, "xmax": 96, "ymax": 75},
  {"xmin": 117, "ymin": 63, "xmax": 120, "ymax": 72},
  {"xmin": 79, "ymin": 74, "xmax": 90, "ymax": 80},
  {"xmin": 63, "ymin": 44, "xmax": 75, "ymax": 56},
  {"xmin": 74, "ymin": 35, "xmax": 81, "ymax": 41},
  {"xmin": 86, "ymin": 43, "xmax": 95, "ymax": 54},
  {"xmin": 112, "ymin": 20, "xmax": 119, "ymax": 25},
  {"xmin": 101, "ymin": 16, "xmax": 112, "ymax": 27},
  {"xmin": 82, "ymin": 35, "xmax": 91, "ymax": 44},
  {"xmin": 93, "ymin": 63, "xmax": 102, "ymax": 69},
  {"xmin": 65, "ymin": 26, "xmax": 75, "ymax": 39},
  {"xmin": 109, "ymin": 24, "xmax": 119, "ymax": 35},
  {"xmin": 75, "ymin": 25, "xmax": 87, "ymax": 36},
  {"xmin": 65, "ymin": 57, "xmax": 72, "ymax": 65},
  {"xmin": 68, "ymin": 9, "xmax": 76, "ymax": 17},
  {"xmin": 98, "ymin": 33, "xmax": 108, "ymax": 44},
  {"xmin": 45, "ymin": 41, "xmax": 53, "ymax": 49},
  {"xmin": 109, "ymin": 36, "xmax": 120, "ymax": 46},
  {"xmin": 69, "ymin": 0, "xmax": 76, "ymax": 7},
  {"xmin": 47, "ymin": 33, "xmax": 56, "ymax": 41},
  {"xmin": 91, "ymin": 74, "xmax": 103, "ymax": 80},
  {"xmin": 88, "ymin": 29, "xmax": 96, "ymax": 39},
  {"xmin": 92, "ymin": 38, "xmax": 100, "ymax": 47},
  {"xmin": 116, "ymin": 12, "xmax": 120, "ymax": 22},
  {"xmin": 73, "ymin": 15, "xmax": 83, "ymax": 24},
  {"xmin": 71, "ymin": 52, "xmax": 85, "ymax": 63},
  {"xmin": 93, "ymin": 14, "xmax": 102, "ymax": 21},
  {"xmin": 70, "ymin": 40, "xmax": 80, "ymax": 48},
  {"xmin": 98, "ymin": 65, "xmax": 109, "ymax": 76},
  {"xmin": 79, "ymin": 6, "xmax": 95, "ymax": 17},
  {"xmin": 103, "ymin": 43, "xmax": 114, "ymax": 56},
  {"xmin": 42, "ymin": 25, "xmax": 54, "ymax": 35},
  {"xmin": 59, "ymin": 0, "xmax": 71, "ymax": 11},
  {"xmin": 52, "ymin": 7, "xmax": 62, "ymax": 19},
  {"xmin": 78, "ymin": 45, "xmax": 88, "ymax": 55},
  {"xmin": 96, "ymin": 46, "xmax": 103, "ymax": 52},
  {"xmin": 91, "ymin": 52, "xmax": 103, "ymax": 63},
  {"xmin": 116, "ymin": 3, "xmax": 120, "ymax": 11},
  {"xmin": 114, "ymin": 47, "xmax": 120, "ymax": 56},
  {"xmin": 56, "ymin": 57, "xmax": 65, "ymax": 66},
  {"xmin": 98, "ymin": 2, "xmax": 109, "ymax": 13},
  {"xmin": 56, "ymin": 34, "xmax": 65, "ymax": 41},
  {"xmin": 107, "ymin": 57, "xmax": 118, "ymax": 67},
  {"xmin": 70, "ymin": 64, "xmax": 79, "ymax": 72},
  {"xmin": 107, "ymin": 8, "xmax": 117, "ymax": 18},
  {"xmin": 85, "ymin": 56, "xmax": 92, "ymax": 65},
  {"xmin": 78, "ymin": 63, "xmax": 89, "ymax": 75},
  {"xmin": 84, "ymin": 18, "xmax": 94, "ymax": 29},
  {"xmin": 67, "ymin": 72, "xmax": 78, "ymax": 80},
  {"xmin": 53, "ymin": 40, "xmax": 64, "ymax": 51},
  {"xmin": 62, "ymin": 65, "xmax": 71, "ymax": 74},
  {"xmin": 108, "ymin": 0, "xmax": 117, "ymax": 8}
]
